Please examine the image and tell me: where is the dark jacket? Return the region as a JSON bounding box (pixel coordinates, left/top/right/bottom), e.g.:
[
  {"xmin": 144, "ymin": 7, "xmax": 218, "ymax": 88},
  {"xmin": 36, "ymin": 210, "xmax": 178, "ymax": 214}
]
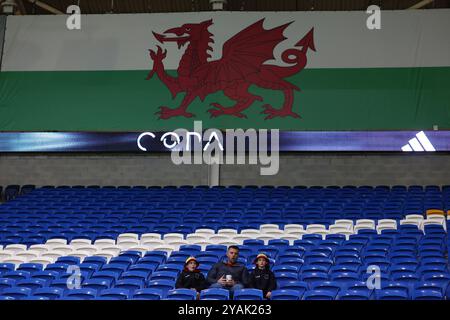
[
  {"xmin": 206, "ymin": 261, "xmax": 250, "ymax": 286},
  {"xmin": 248, "ymin": 267, "xmax": 277, "ymax": 297},
  {"xmin": 175, "ymin": 270, "xmax": 208, "ymax": 292}
]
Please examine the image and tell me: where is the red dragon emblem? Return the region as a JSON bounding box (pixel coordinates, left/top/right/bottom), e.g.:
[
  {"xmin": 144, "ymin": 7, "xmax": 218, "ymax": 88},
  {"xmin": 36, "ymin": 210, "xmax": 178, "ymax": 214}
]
[{"xmin": 147, "ymin": 18, "xmax": 315, "ymax": 120}]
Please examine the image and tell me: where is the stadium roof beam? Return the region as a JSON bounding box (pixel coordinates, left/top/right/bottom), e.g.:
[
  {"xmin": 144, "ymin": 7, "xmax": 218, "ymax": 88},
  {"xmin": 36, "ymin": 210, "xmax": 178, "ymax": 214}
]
[
  {"xmin": 15, "ymin": 0, "xmax": 26, "ymax": 14},
  {"xmin": 408, "ymin": 0, "xmax": 434, "ymax": 9},
  {"xmin": 27, "ymin": 0, "xmax": 63, "ymax": 14}
]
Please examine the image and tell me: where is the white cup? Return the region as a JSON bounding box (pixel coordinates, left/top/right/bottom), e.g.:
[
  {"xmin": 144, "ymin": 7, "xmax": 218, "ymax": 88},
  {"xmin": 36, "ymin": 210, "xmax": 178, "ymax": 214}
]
[{"xmin": 226, "ymin": 275, "xmax": 232, "ymax": 281}]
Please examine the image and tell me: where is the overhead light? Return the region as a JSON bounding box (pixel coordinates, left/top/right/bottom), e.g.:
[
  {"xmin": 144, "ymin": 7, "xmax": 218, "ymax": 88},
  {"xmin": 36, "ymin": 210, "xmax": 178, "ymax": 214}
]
[
  {"xmin": 210, "ymin": 0, "xmax": 226, "ymax": 10},
  {"xmin": 1, "ymin": 0, "xmax": 17, "ymax": 14}
]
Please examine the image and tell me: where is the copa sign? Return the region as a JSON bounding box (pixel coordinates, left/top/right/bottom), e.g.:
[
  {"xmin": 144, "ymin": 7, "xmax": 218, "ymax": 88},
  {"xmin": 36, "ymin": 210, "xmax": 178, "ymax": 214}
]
[
  {"xmin": 136, "ymin": 121, "xmax": 280, "ymax": 176},
  {"xmin": 136, "ymin": 129, "xmax": 223, "ymax": 152}
]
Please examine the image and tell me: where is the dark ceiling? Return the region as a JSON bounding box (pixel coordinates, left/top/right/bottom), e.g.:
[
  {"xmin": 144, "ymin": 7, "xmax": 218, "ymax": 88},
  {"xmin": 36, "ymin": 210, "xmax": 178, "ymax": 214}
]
[{"xmin": 7, "ymin": 0, "xmax": 450, "ymax": 15}]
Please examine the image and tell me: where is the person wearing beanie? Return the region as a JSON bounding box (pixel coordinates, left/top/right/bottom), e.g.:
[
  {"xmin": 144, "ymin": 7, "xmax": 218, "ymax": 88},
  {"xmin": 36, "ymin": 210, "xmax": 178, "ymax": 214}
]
[
  {"xmin": 248, "ymin": 253, "xmax": 277, "ymax": 299},
  {"xmin": 175, "ymin": 256, "xmax": 208, "ymax": 296}
]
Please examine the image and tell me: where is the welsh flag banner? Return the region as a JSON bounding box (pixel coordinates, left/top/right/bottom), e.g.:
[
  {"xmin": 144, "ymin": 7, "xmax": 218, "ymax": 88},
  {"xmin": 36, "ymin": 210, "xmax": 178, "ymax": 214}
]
[{"xmin": 0, "ymin": 10, "xmax": 449, "ymax": 131}]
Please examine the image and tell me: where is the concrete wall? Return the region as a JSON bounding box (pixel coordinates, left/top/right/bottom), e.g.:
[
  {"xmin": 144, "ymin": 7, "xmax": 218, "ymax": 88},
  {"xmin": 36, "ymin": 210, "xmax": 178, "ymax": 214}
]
[
  {"xmin": 220, "ymin": 153, "xmax": 450, "ymax": 186},
  {"xmin": 0, "ymin": 154, "xmax": 208, "ymax": 186},
  {"xmin": 0, "ymin": 153, "xmax": 449, "ymax": 187}
]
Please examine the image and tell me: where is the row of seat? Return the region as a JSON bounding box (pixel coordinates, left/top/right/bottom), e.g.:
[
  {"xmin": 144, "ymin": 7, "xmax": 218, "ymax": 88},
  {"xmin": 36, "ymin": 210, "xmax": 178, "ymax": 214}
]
[
  {"xmin": 8, "ymin": 185, "xmax": 450, "ymax": 201},
  {"xmin": 0, "ymin": 221, "xmax": 444, "ymax": 244},
  {"xmin": 0, "ymin": 287, "xmax": 446, "ymax": 300},
  {"xmin": 0, "ymin": 247, "xmax": 449, "ymax": 300},
  {"xmin": 0, "ymin": 221, "xmax": 446, "ymax": 261},
  {"xmin": 0, "ymin": 185, "xmax": 449, "ymax": 299},
  {"xmin": 0, "ymin": 258, "xmax": 446, "ymax": 282}
]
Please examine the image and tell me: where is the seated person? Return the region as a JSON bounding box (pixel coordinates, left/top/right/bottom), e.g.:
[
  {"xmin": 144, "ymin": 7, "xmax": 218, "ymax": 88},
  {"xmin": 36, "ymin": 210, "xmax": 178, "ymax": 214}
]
[
  {"xmin": 248, "ymin": 253, "xmax": 277, "ymax": 299},
  {"xmin": 207, "ymin": 245, "xmax": 249, "ymax": 296},
  {"xmin": 175, "ymin": 256, "xmax": 208, "ymax": 298}
]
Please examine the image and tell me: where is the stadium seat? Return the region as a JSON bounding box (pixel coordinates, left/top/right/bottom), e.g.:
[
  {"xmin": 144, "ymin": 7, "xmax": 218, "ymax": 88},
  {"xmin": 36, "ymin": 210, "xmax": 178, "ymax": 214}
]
[
  {"xmin": 166, "ymin": 289, "xmax": 197, "ymax": 300},
  {"xmin": 303, "ymin": 290, "xmax": 336, "ymax": 300},
  {"xmin": 0, "ymin": 278, "xmax": 16, "ymax": 291},
  {"xmin": 233, "ymin": 289, "xmax": 264, "ymax": 300},
  {"xmin": 200, "ymin": 288, "xmax": 230, "ymax": 300},
  {"xmin": 0, "ymin": 184, "xmax": 449, "ymax": 300},
  {"xmin": 16, "ymin": 278, "xmax": 46, "ymax": 290},
  {"xmin": 338, "ymin": 290, "xmax": 371, "ymax": 300},
  {"xmin": 412, "ymin": 289, "xmax": 443, "ymax": 300},
  {"xmin": 133, "ymin": 288, "xmax": 163, "ymax": 300},
  {"xmin": 65, "ymin": 289, "xmax": 98, "ymax": 300},
  {"xmin": 99, "ymin": 288, "xmax": 130, "ymax": 300},
  {"xmin": 310, "ymin": 281, "xmax": 342, "ymax": 296},
  {"xmin": 82, "ymin": 279, "xmax": 113, "ymax": 291},
  {"xmin": 147, "ymin": 280, "xmax": 175, "ymax": 294},
  {"xmin": 375, "ymin": 289, "xmax": 408, "ymax": 300},
  {"xmin": 1, "ymin": 287, "xmax": 32, "ymax": 299},
  {"xmin": 270, "ymin": 289, "xmax": 302, "ymax": 300},
  {"xmin": 5, "ymin": 185, "xmax": 20, "ymax": 201},
  {"xmin": 32, "ymin": 287, "xmax": 64, "ymax": 300}
]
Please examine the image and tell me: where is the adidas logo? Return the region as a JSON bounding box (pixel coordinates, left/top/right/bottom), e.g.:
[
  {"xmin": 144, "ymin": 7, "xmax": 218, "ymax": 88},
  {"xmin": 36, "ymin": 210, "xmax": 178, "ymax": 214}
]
[{"xmin": 401, "ymin": 131, "xmax": 436, "ymax": 152}]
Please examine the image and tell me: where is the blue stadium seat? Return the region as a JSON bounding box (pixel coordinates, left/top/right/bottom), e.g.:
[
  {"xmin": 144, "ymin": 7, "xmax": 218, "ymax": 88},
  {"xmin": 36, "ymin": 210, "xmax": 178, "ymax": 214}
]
[
  {"xmin": 310, "ymin": 281, "xmax": 342, "ymax": 296},
  {"xmin": 99, "ymin": 288, "xmax": 130, "ymax": 300},
  {"xmin": 156, "ymin": 264, "xmax": 182, "ymax": 273},
  {"xmin": 412, "ymin": 289, "xmax": 444, "ymax": 300},
  {"xmin": 90, "ymin": 271, "xmax": 120, "ymax": 283},
  {"xmin": 166, "ymin": 289, "xmax": 197, "ymax": 300},
  {"xmin": 82, "ymin": 279, "xmax": 113, "ymax": 291},
  {"xmin": 1, "ymin": 271, "xmax": 31, "ymax": 281},
  {"xmin": 300, "ymin": 271, "xmax": 329, "ymax": 283},
  {"xmin": 32, "ymin": 287, "xmax": 64, "ymax": 300},
  {"xmin": 233, "ymin": 289, "xmax": 263, "ymax": 300},
  {"xmin": 119, "ymin": 251, "xmax": 142, "ymax": 262},
  {"xmin": 200, "ymin": 288, "xmax": 230, "ymax": 300},
  {"xmin": 17, "ymin": 263, "xmax": 44, "ymax": 273},
  {"xmin": 303, "ymin": 289, "xmax": 336, "ymax": 300},
  {"xmin": 150, "ymin": 271, "xmax": 178, "ymax": 282},
  {"xmin": 120, "ymin": 271, "xmax": 149, "ymax": 282},
  {"xmin": 1, "ymin": 287, "xmax": 32, "ymax": 299},
  {"xmin": 272, "ymin": 265, "xmax": 299, "ymax": 274},
  {"xmin": 375, "ymin": 289, "xmax": 408, "ymax": 300},
  {"xmin": 0, "ymin": 263, "xmax": 15, "ymax": 273},
  {"xmin": 129, "ymin": 264, "xmax": 158, "ymax": 274},
  {"xmin": 16, "ymin": 278, "xmax": 47, "ymax": 290},
  {"xmin": 45, "ymin": 263, "xmax": 70, "ymax": 274},
  {"xmin": 108, "ymin": 257, "xmax": 134, "ymax": 268},
  {"xmin": 56, "ymin": 256, "xmax": 81, "ymax": 265},
  {"xmin": 330, "ymin": 272, "xmax": 360, "ymax": 283},
  {"xmin": 25, "ymin": 296, "xmax": 50, "ymax": 300},
  {"xmin": 83, "ymin": 256, "xmax": 107, "ymax": 267},
  {"xmin": 0, "ymin": 278, "xmax": 16, "ymax": 290},
  {"xmin": 147, "ymin": 280, "xmax": 175, "ymax": 294},
  {"xmin": 133, "ymin": 288, "xmax": 163, "ymax": 300},
  {"xmin": 78, "ymin": 263, "xmax": 100, "ymax": 277},
  {"xmin": 338, "ymin": 290, "xmax": 371, "ymax": 300},
  {"xmin": 270, "ymin": 289, "xmax": 302, "ymax": 300},
  {"xmin": 65, "ymin": 288, "xmax": 98, "ymax": 300},
  {"xmin": 275, "ymin": 271, "xmax": 299, "ymax": 285}
]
